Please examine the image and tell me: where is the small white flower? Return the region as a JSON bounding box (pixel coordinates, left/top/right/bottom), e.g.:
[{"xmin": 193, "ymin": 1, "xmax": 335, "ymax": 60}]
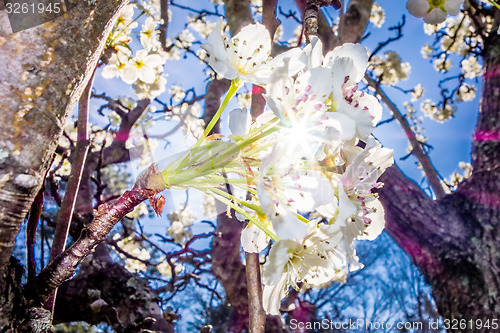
[
  {"xmin": 201, "ymin": 18, "xmax": 306, "ymax": 85},
  {"xmin": 406, "ymin": 0, "xmax": 464, "ymax": 24},
  {"xmin": 101, "ymin": 50, "xmax": 131, "ymax": 80},
  {"xmin": 116, "ymin": 4, "xmax": 137, "ymax": 32},
  {"xmin": 457, "ymin": 83, "xmax": 476, "ymax": 101},
  {"xmin": 461, "ymin": 56, "xmax": 483, "ymax": 79},
  {"xmin": 140, "ymin": 17, "xmax": 161, "ymax": 50},
  {"xmin": 257, "ymin": 142, "xmax": 335, "ymax": 241},
  {"xmin": 370, "ymin": 3, "xmax": 386, "ymax": 28},
  {"xmin": 122, "ymin": 50, "xmax": 163, "ymax": 84},
  {"xmin": 411, "ymin": 84, "xmax": 424, "ymax": 101}
]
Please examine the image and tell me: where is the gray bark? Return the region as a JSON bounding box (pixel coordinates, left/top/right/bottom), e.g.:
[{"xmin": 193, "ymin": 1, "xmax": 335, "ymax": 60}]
[{"xmin": 0, "ymin": 0, "xmax": 129, "ymax": 329}]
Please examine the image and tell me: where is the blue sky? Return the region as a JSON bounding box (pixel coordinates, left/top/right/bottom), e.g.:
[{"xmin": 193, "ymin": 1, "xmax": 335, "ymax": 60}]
[
  {"xmin": 89, "ymin": 0, "xmax": 482, "ymax": 232},
  {"xmin": 50, "ymin": 1, "xmax": 484, "ymax": 330}
]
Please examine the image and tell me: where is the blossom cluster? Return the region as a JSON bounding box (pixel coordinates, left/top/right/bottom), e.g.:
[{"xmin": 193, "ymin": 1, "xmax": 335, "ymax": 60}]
[
  {"xmin": 159, "ymin": 19, "xmax": 394, "ymax": 315},
  {"xmin": 101, "ymin": 4, "xmax": 170, "ymax": 99}
]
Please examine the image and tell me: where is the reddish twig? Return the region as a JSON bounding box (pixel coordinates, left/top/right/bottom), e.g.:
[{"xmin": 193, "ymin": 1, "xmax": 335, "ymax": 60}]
[
  {"xmin": 44, "ymin": 72, "xmax": 95, "ymax": 313},
  {"xmin": 34, "ymin": 164, "xmax": 165, "ymax": 305}
]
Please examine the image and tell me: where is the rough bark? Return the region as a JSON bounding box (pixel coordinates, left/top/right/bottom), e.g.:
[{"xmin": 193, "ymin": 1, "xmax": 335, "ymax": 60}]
[
  {"xmin": 34, "ymin": 164, "xmax": 165, "ymax": 305},
  {"xmin": 53, "ymin": 245, "xmax": 174, "ymax": 332},
  {"xmin": 0, "ymin": 0, "xmax": 129, "ymax": 329},
  {"xmin": 338, "ymin": 0, "xmax": 373, "ymax": 44},
  {"xmin": 379, "ymin": 22, "xmax": 500, "ymax": 332},
  {"xmin": 312, "ymin": 0, "xmax": 500, "ymax": 328}
]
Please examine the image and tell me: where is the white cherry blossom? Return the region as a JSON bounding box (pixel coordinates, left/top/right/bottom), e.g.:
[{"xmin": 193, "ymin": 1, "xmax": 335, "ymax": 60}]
[
  {"xmin": 122, "ymin": 50, "xmax": 163, "ymax": 84},
  {"xmin": 406, "ymin": 0, "xmax": 464, "ymax": 24},
  {"xmin": 257, "ymin": 142, "xmax": 335, "ymax": 241},
  {"xmin": 262, "ymin": 222, "xmax": 343, "ymax": 314},
  {"xmin": 140, "ymin": 17, "xmax": 162, "ymax": 50},
  {"xmin": 301, "ymin": 38, "xmax": 382, "ymax": 140},
  {"xmin": 102, "ymin": 50, "xmax": 131, "ymax": 81},
  {"xmin": 264, "ymin": 67, "xmax": 345, "ymax": 157},
  {"xmin": 201, "ymin": 18, "xmax": 306, "ymax": 85}
]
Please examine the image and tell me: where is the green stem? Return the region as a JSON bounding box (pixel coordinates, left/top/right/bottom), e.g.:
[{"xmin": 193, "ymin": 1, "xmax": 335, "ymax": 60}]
[
  {"xmin": 487, "ymin": 0, "xmax": 500, "ymax": 10},
  {"xmin": 205, "ymin": 189, "xmax": 278, "ymax": 241},
  {"xmin": 210, "ymin": 187, "xmax": 265, "ymax": 215},
  {"xmin": 195, "ymin": 80, "xmax": 240, "ymax": 148},
  {"xmin": 109, "ymin": 11, "xmax": 145, "ymax": 46}
]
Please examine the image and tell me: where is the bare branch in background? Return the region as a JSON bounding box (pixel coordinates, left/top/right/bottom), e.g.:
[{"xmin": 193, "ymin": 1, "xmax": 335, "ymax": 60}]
[
  {"xmin": 365, "ymin": 76, "xmax": 446, "ymax": 199},
  {"xmin": 44, "ymin": 72, "xmax": 95, "ymax": 314},
  {"xmin": 160, "ymin": 0, "xmax": 169, "ymax": 51}
]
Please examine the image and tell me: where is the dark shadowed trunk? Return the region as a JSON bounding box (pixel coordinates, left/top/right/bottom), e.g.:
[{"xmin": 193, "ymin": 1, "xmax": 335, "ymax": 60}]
[{"xmin": 379, "ymin": 30, "xmax": 500, "ymax": 331}]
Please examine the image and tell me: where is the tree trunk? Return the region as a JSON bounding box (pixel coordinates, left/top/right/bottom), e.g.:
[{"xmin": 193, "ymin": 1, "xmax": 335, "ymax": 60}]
[
  {"xmin": 379, "ymin": 29, "xmax": 500, "ymax": 332},
  {"xmin": 0, "ymin": 1, "xmax": 129, "ymax": 329}
]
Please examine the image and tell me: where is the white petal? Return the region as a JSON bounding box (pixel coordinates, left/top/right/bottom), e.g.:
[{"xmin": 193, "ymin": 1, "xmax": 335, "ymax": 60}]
[
  {"xmin": 262, "ymin": 275, "xmax": 288, "ymax": 315},
  {"xmin": 145, "ymin": 54, "xmax": 163, "ymax": 68},
  {"xmin": 406, "ymin": 0, "xmax": 430, "ymax": 18},
  {"xmin": 136, "ymin": 49, "xmax": 149, "ymax": 61},
  {"xmin": 258, "ymin": 184, "xmax": 308, "ymax": 241},
  {"xmin": 233, "ymin": 22, "xmax": 271, "ymax": 64},
  {"xmin": 316, "ymin": 201, "xmax": 338, "ymax": 219},
  {"xmin": 241, "ymin": 223, "xmax": 270, "ymax": 253},
  {"xmin": 324, "ymin": 43, "xmax": 368, "ymax": 83},
  {"xmin": 336, "ymin": 185, "xmax": 357, "ymax": 227},
  {"xmin": 329, "ymin": 112, "xmax": 357, "ymax": 140},
  {"xmin": 444, "ymin": 0, "xmax": 463, "ymax": 15},
  {"xmin": 358, "ymin": 199, "xmax": 385, "ymax": 240},
  {"xmin": 138, "ymin": 66, "xmax": 156, "ymax": 84},
  {"xmin": 121, "ymin": 64, "xmax": 139, "ymax": 84},
  {"xmin": 304, "ymin": 35, "xmax": 324, "ymax": 69},
  {"xmin": 424, "ymin": 8, "xmax": 447, "ymax": 24},
  {"xmin": 263, "ymin": 240, "xmax": 299, "ymax": 284},
  {"xmin": 201, "ymin": 18, "xmax": 238, "ymax": 79},
  {"xmin": 228, "ymin": 108, "xmax": 251, "ymax": 136},
  {"xmin": 102, "ymin": 65, "xmax": 119, "ymax": 79}
]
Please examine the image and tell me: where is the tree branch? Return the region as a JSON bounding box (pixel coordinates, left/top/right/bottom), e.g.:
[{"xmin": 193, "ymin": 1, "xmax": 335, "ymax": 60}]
[
  {"xmin": 338, "ymin": 0, "xmax": 373, "ymax": 44},
  {"xmin": 0, "ymin": 0, "xmax": 130, "ymax": 278},
  {"xmin": 54, "ymin": 245, "xmax": 174, "ymax": 332},
  {"xmin": 26, "ymin": 188, "xmax": 44, "ymax": 290},
  {"xmin": 159, "ymin": 0, "xmax": 169, "ymax": 51},
  {"xmin": 34, "ymin": 164, "xmax": 165, "ymax": 305},
  {"xmin": 378, "ymin": 166, "xmax": 471, "ymax": 278},
  {"xmin": 245, "ymin": 252, "xmax": 265, "ymax": 333},
  {"xmin": 365, "ymin": 76, "xmax": 447, "ymax": 199},
  {"xmin": 303, "ymin": 0, "xmax": 341, "ymax": 38}
]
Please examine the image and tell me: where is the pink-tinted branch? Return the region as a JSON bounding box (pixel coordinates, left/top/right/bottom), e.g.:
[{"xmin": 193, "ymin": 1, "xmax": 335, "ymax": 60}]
[
  {"xmin": 49, "ymin": 73, "xmax": 94, "ymax": 263},
  {"xmin": 34, "ymin": 164, "xmax": 165, "ymax": 304}
]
